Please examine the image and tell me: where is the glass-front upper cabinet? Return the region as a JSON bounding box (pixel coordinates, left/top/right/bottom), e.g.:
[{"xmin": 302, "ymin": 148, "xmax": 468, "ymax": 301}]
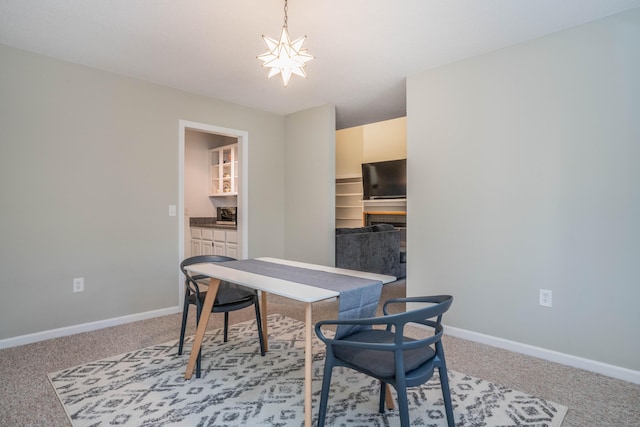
[{"xmin": 209, "ymin": 143, "xmax": 238, "ymax": 196}]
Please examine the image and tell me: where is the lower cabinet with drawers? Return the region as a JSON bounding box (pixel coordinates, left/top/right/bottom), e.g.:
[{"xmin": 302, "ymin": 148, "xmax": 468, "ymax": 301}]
[{"xmin": 191, "ymin": 227, "xmax": 238, "ymax": 258}]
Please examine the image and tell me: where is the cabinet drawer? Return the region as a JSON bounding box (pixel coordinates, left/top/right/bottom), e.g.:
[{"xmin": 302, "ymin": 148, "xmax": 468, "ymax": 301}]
[
  {"xmin": 213, "ymin": 229, "xmax": 226, "ymax": 242},
  {"xmin": 226, "ymin": 230, "xmax": 238, "ymax": 244},
  {"xmin": 201, "ymin": 228, "xmax": 214, "ymax": 241},
  {"xmin": 191, "ymin": 228, "xmax": 202, "ymax": 239}
]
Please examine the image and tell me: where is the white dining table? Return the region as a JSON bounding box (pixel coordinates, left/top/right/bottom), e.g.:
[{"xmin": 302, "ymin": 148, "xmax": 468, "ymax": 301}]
[{"xmin": 183, "ymin": 257, "xmax": 396, "ymax": 427}]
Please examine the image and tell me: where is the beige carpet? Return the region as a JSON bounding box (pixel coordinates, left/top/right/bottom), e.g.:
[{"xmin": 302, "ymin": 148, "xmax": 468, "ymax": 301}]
[{"xmin": 48, "ymin": 314, "xmax": 567, "ymax": 426}]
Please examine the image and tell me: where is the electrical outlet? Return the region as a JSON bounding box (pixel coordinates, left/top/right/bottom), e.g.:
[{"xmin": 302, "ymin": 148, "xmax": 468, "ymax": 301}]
[
  {"xmin": 539, "ymin": 289, "xmax": 552, "ymax": 307},
  {"xmin": 73, "ymin": 277, "xmax": 85, "ymax": 293}
]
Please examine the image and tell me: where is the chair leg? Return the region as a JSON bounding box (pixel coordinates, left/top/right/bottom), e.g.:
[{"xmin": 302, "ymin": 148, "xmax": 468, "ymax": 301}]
[
  {"xmin": 223, "ymin": 312, "xmax": 229, "ymax": 342},
  {"xmin": 195, "ymin": 300, "xmax": 203, "ymax": 378},
  {"xmin": 317, "ymin": 357, "xmax": 334, "ymax": 427},
  {"xmin": 178, "ymin": 295, "xmax": 190, "ymax": 355},
  {"xmin": 439, "ymin": 366, "xmax": 455, "ymax": 427},
  {"xmin": 378, "ymin": 380, "xmax": 386, "ymax": 413},
  {"xmin": 396, "ymin": 384, "xmax": 410, "ymax": 427},
  {"xmin": 254, "ymin": 298, "xmax": 266, "ymax": 356},
  {"xmin": 196, "ymin": 347, "xmax": 203, "ymax": 378}
]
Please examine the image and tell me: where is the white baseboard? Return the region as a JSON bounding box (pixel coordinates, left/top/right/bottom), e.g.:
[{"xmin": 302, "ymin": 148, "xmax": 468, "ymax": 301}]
[
  {"xmin": 4, "ymin": 308, "xmax": 638, "ymax": 386},
  {"xmin": 0, "ymin": 306, "xmax": 182, "ymax": 350},
  {"xmin": 444, "ymin": 324, "xmax": 640, "ymax": 386}
]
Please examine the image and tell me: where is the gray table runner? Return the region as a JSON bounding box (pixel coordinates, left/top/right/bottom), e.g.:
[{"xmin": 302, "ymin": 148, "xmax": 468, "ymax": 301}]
[{"xmin": 221, "ymin": 259, "xmax": 382, "ymax": 338}]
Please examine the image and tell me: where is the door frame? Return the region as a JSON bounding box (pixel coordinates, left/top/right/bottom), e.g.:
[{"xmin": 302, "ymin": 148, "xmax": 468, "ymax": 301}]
[{"xmin": 178, "ymin": 120, "xmax": 249, "ymax": 301}]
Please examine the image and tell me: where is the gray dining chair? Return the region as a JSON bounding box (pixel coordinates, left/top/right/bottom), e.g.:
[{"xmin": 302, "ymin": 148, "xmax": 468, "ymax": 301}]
[
  {"xmin": 178, "ymin": 255, "xmax": 265, "ymax": 378},
  {"xmin": 314, "ymin": 295, "xmax": 454, "ymax": 427}
]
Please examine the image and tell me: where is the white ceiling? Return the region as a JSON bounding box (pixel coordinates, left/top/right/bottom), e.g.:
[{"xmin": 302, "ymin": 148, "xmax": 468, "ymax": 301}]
[{"xmin": 2, "ymin": 0, "xmax": 639, "ymax": 129}]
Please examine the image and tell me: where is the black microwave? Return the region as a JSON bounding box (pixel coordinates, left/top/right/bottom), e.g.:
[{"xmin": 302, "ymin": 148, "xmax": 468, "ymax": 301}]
[{"xmin": 217, "ymin": 207, "xmax": 237, "ymax": 224}]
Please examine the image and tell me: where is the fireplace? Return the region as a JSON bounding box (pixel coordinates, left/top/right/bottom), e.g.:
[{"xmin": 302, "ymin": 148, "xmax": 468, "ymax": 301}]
[{"xmin": 364, "ymin": 211, "xmax": 406, "ymax": 250}]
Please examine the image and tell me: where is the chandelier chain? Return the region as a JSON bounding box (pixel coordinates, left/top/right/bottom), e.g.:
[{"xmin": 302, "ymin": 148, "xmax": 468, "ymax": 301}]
[{"xmin": 283, "ymin": 0, "xmax": 288, "ymax": 29}]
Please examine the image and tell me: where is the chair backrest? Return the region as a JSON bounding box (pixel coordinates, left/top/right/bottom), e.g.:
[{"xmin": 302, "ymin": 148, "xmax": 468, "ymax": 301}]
[
  {"xmin": 381, "ymin": 295, "xmax": 453, "ymax": 349},
  {"xmin": 180, "ymin": 255, "xmax": 235, "ymax": 271},
  {"xmin": 180, "ymin": 255, "xmax": 236, "ymax": 295}
]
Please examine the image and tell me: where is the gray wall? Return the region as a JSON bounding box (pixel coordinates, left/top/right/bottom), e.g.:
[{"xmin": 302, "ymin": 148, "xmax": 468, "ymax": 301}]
[
  {"xmin": 0, "ymin": 44, "xmax": 333, "ymax": 340},
  {"xmin": 407, "ymin": 9, "xmax": 640, "ymax": 371},
  {"xmin": 284, "ymin": 106, "xmax": 336, "ymax": 265}
]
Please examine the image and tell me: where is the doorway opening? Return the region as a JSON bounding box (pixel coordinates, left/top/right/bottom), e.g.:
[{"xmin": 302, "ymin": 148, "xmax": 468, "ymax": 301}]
[{"xmin": 178, "ymin": 120, "xmax": 249, "ymax": 300}]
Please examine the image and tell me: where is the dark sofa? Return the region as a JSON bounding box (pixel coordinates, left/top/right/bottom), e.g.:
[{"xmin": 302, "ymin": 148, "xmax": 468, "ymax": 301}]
[{"xmin": 335, "ymin": 224, "xmax": 406, "ymax": 279}]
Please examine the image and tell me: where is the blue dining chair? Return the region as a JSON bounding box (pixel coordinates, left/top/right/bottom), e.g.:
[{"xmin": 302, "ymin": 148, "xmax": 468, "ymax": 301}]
[
  {"xmin": 178, "ymin": 255, "xmax": 265, "ymax": 378},
  {"xmin": 315, "ymin": 295, "xmax": 454, "ymax": 427}
]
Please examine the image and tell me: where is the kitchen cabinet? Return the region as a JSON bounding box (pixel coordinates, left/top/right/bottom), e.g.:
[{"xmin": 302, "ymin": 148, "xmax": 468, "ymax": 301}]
[
  {"xmin": 209, "ymin": 143, "xmax": 238, "ymax": 196},
  {"xmin": 213, "ymin": 229, "xmax": 226, "ymax": 256},
  {"xmin": 225, "ymin": 230, "xmax": 238, "ymax": 258},
  {"xmin": 190, "ymin": 239, "xmax": 201, "ymax": 257},
  {"xmin": 191, "ymin": 227, "xmax": 238, "ymax": 257},
  {"xmin": 191, "ymin": 227, "xmax": 214, "ymax": 256},
  {"xmin": 190, "ymin": 228, "xmax": 202, "ymax": 257}
]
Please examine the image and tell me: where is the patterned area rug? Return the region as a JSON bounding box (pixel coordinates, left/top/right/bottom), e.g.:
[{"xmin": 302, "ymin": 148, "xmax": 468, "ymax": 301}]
[{"xmin": 49, "ymin": 314, "xmax": 567, "ymax": 426}]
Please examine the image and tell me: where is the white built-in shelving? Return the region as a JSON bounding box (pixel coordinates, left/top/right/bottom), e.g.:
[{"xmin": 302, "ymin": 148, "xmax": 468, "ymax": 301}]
[
  {"xmin": 209, "ymin": 143, "xmax": 238, "ymax": 196},
  {"xmin": 336, "ymin": 176, "xmax": 363, "ymax": 228}
]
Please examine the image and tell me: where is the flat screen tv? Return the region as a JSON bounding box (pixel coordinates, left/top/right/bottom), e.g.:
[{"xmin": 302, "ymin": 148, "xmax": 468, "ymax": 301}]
[{"xmin": 361, "ymin": 159, "xmax": 406, "ymax": 200}]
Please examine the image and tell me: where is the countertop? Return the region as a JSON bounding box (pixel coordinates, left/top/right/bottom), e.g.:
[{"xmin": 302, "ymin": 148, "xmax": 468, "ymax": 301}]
[{"xmin": 190, "ymin": 217, "xmax": 237, "ymax": 230}]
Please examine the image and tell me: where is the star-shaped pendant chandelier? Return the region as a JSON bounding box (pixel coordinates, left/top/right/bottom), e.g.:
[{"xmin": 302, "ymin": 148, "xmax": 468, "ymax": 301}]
[{"xmin": 257, "ymin": 0, "xmax": 314, "ymax": 87}]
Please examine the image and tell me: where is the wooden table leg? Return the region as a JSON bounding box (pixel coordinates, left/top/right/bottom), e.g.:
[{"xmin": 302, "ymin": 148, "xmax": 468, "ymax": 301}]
[
  {"xmin": 261, "ymin": 291, "xmax": 269, "ymax": 352},
  {"xmin": 304, "ymin": 302, "xmax": 313, "ymax": 427},
  {"xmin": 385, "ymin": 384, "xmax": 395, "ymax": 409},
  {"xmin": 184, "ymin": 278, "xmax": 220, "ymax": 380}
]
